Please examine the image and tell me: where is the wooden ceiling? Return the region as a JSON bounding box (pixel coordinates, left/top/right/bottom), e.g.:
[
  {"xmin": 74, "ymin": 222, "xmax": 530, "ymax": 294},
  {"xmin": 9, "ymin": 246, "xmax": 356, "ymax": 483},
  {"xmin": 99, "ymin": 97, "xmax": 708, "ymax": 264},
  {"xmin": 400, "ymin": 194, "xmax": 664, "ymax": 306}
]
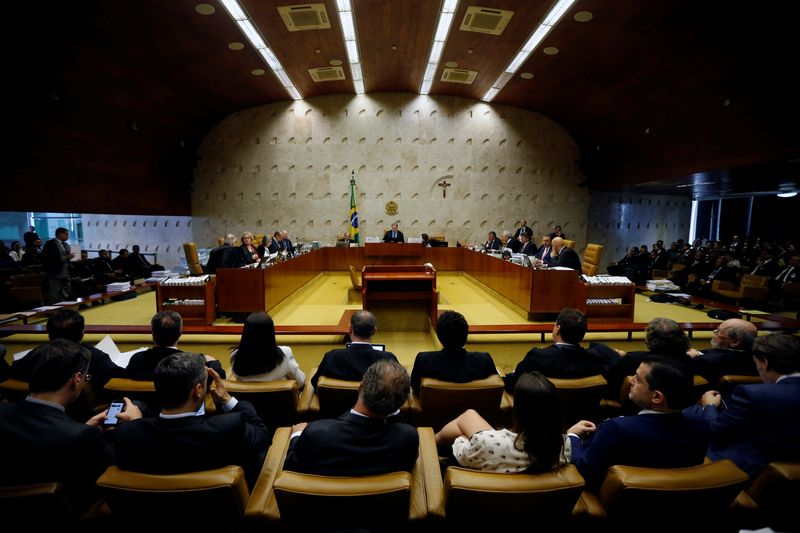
[{"xmin": 5, "ymin": 0, "xmax": 800, "ymax": 214}]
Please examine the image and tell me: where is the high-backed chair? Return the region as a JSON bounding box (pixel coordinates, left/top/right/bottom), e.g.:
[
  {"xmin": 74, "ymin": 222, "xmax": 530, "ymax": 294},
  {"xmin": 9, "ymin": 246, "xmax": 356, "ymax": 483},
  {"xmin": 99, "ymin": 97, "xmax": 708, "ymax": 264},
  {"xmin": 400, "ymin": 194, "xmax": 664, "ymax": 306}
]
[
  {"xmin": 103, "ymin": 377, "xmax": 216, "ymax": 413},
  {"xmin": 0, "ymin": 377, "xmax": 30, "ymax": 402},
  {"xmin": 716, "ymin": 374, "xmax": 761, "ymax": 397},
  {"xmin": 0, "ymin": 482, "xmax": 84, "ymax": 527},
  {"xmin": 548, "ymin": 374, "xmax": 608, "ymax": 427},
  {"xmin": 182, "ymin": 242, "xmax": 204, "ymax": 276},
  {"xmin": 245, "ymin": 426, "xmax": 444, "ymax": 529},
  {"xmin": 562, "ymin": 238, "xmax": 576, "ymax": 250},
  {"xmin": 713, "ymin": 274, "xmax": 769, "ymax": 304},
  {"xmin": 349, "ymin": 265, "xmax": 362, "ymax": 290},
  {"xmin": 298, "ymin": 373, "xmax": 361, "ymax": 420},
  {"xmin": 582, "ymin": 243, "xmax": 604, "ymax": 276},
  {"xmin": 597, "ymin": 460, "xmax": 748, "ymax": 530},
  {"xmin": 97, "ymin": 465, "xmax": 249, "ymax": 527},
  {"xmin": 222, "ymin": 379, "xmax": 298, "ymax": 428},
  {"xmin": 733, "ymin": 462, "xmax": 800, "ymax": 532},
  {"xmin": 606, "ymin": 374, "xmax": 710, "ymax": 416},
  {"xmin": 443, "ymin": 464, "xmax": 595, "ymax": 527},
  {"xmin": 414, "ymin": 375, "xmax": 510, "ymax": 431}
]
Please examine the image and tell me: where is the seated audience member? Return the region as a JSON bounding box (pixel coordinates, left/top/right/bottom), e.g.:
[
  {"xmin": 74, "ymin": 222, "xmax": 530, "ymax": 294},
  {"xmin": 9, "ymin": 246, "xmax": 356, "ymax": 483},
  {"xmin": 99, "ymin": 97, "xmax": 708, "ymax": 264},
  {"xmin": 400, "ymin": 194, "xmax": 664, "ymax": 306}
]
[
  {"xmin": 283, "ymin": 360, "xmax": 418, "ymax": 476},
  {"xmin": 382, "ymin": 223, "xmax": 405, "ymax": 243},
  {"xmin": 749, "ymin": 250, "xmax": 778, "ymax": 278},
  {"xmin": 0, "ymin": 344, "xmax": 9, "ymax": 382},
  {"xmin": 127, "ymin": 244, "xmax": 164, "ymax": 278},
  {"xmin": 206, "ymin": 233, "xmax": 242, "ymax": 273},
  {"xmin": 688, "ymin": 255, "xmax": 737, "ymax": 294},
  {"xmin": 692, "ymin": 334, "xmax": 800, "ymax": 478},
  {"xmin": 0, "ymin": 339, "xmax": 138, "ymax": 510},
  {"xmin": 410, "ymin": 311, "xmax": 497, "ymax": 394},
  {"xmin": 770, "ymin": 254, "xmax": 800, "ymax": 303},
  {"xmin": 110, "ymin": 248, "xmax": 133, "ymax": 276},
  {"xmin": 9, "ymin": 240, "xmax": 23, "ymax": 262},
  {"xmin": 505, "ymin": 309, "xmax": 618, "ymax": 392},
  {"xmin": 549, "ymin": 237, "xmax": 581, "ymax": 271},
  {"xmin": 267, "ymin": 231, "xmax": 284, "ymax": 254},
  {"xmin": 514, "ymin": 219, "xmax": 533, "ymax": 240},
  {"xmin": 607, "ymin": 247, "xmax": 639, "ymax": 276},
  {"xmin": 604, "ymin": 317, "xmax": 692, "ymax": 396},
  {"xmin": 239, "ymin": 231, "xmax": 261, "ymax": 265},
  {"xmin": 688, "ymin": 318, "xmax": 758, "ymax": 385},
  {"xmin": 310, "ymin": 310, "xmax": 398, "ymax": 389},
  {"xmin": 21, "ymin": 239, "xmax": 43, "ymax": 266},
  {"xmin": 502, "ymin": 230, "xmax": 521, "ymax": 253},
  {"xmin": 115, "ymin": 352, "xmax": 271, "ymax": 488},
  {"xmin": 435, "ymin": 371, "xmax": 571, "ymax": 473},
  {"xmin": 126, "ymin": 311, "xmax": 225, "ymax": 380},
  {"xmin": 550, "ymin": 225, "xmax": 567, "ymax": 240},
  {"xmin": 230, "ymin": 312, "xmax": 305, "ymax": 387},
  {"xmin": 92, "ymin": 249, "xmax": 132, "ymax": 285},
  {"xmin": 534, "ymin": 234, "xmax": 553, "ymax": 263},
  {"xmin": 568, "ymin": 357, "xmax": 708, "ymax": 490},
  {"xmin": 69, "ymin": 250, "xmax": 98, "ymax": 296},
  {"xmin": 484, "ymin": 231, "xmax": 501, "ymax": 251},
  {"xmin": 518, "ymin": 233, "xmax": 538, "ymax": 256}
]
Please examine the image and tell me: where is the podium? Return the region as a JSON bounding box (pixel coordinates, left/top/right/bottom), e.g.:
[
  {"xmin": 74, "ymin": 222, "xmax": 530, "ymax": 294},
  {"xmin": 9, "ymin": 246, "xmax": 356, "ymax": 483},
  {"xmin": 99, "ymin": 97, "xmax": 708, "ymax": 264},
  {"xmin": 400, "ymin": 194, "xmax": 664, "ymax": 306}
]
[
  {"xmin": 361, "ymin": 264, "xmax": 437, "ymax": 330},
  {"xmin": 363, "ymin": 243, "xmax": 424, "ymax": 264}
]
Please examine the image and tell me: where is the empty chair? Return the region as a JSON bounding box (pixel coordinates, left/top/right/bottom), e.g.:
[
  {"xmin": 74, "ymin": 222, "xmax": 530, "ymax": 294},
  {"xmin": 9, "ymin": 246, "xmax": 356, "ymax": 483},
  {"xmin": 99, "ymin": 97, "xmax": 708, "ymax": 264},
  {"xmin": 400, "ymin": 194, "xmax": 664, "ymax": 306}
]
[
  {"xmin": 0, "ymin": 377, "xmax": 29, "ymax": 402},
  {"xmin": 582, "ymin": 243, "xmax": 604, "ymax": 277},
  {"xmin": 182, "ymin": 242, "xmax": 204, "ymax": 276},
  {"xmin": 0, "ymin": 481, "xmax": 98, "ymax": 528},
  {"xmin": 349, "ymin": 265, "xmax": 362, "ymax": 290},
  {"xmin": 548, "ymin": 374, "xmax": 608, "ymax": 427},
  {"xmin": 222, "ymin": 379, "xmax": 298, "ymax": 428},
  {"xmin": 299, "ymin": 374, "xmax": 361, "ymax": 420},
  {"xmin": 414, "ymin": 375, "xmax": 510, "ymax": 431},
  {"xmin": 713, "ymin": 274, "xmax": 769, "ymax": 304},
  {"xmin": 733, "ymin": 461, "xmax": 800, "ymax": 532}
]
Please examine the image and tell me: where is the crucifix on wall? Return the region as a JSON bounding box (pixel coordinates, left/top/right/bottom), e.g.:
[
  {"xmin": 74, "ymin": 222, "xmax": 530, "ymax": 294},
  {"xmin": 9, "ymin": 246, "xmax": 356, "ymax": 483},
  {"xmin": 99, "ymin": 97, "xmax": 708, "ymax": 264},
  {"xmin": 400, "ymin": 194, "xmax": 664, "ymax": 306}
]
[{"xmin": 438, "ymin": 180, "xmax": 452, "ymax": 198}]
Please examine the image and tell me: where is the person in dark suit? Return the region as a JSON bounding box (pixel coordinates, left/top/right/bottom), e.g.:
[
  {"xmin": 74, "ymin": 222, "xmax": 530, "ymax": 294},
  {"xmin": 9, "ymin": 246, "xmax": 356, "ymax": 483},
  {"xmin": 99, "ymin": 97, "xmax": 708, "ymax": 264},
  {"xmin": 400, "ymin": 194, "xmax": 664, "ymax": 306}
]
[
  {"xmin": 0, "ymin": 339, "xmax": 138, "ymax": 511},
  {"xmin": 266, "ymin": 231, "xmax": 284, "ymax": 253},
  {"xmin": 206, "ymin": 234, "xmax": 242, "ymax": 273},
  {"xmin": 689, "ymin": 255, "xmax": 738, "ymax": 294},
  {"xmin": 383, "ymin": 223, "xmax": 405, "ymax": 243},
  {"xmin": 115, "ymin": 352, "xmax": 271, "ymax": 488},
  {"xmin": 42, "ymin": 227, "xmax": 75, "ymax": 303},
  {"xmin": 771, "ymin": 254, "xmax": 800, "ymax": 301},
  {"xmin": 126, "ymin": 311, "xmax": 226, "ymax": 381},
  {"xmin": 92, "ymin": 249, "xmax": 133, "ymax": 285},
  {"xmin": 128, "ymin": 244, "xmax": 164, "ymax": 278},
  {"xmin": 238, "ymin": 231, "xmax": 261, "ymax": 265},
  {"xmin": 503, "ymin": 230, "xmax": 521, "ymax": 253},
  {"xmin": 693, "ymin": 334, "xmax": 800, "ymax": 478},
  {"xmin": 310, "ymin": 310, "xmax": 398, "ymax": 389},
  {"xmin": 518, "ymin": 233, "xmax": 538, "ymax": 256},
  {"xmin": 280, "ymin": 230, "xmax": 294, "ymax": 254},
  {"xmin": 534, "ymin": 234, "xmax": 553, "ymax": 263},
  {"xmin": 514, "ymin": 219, "xmax": 533, "ymax": 240},
  {"xmin": 504, "ymin": 308, "xmax": 617, "ymax": 392},
  {"xmin": 23, "ymin": 225, "xmax": 39, "ymax": 248},
  {"xmin": 284, "ymin": 359, "xmax": 418, "ymax": 476},
  {"xmin": 549, "ymin": 237, "xmax": 581, "ymax": 271},
  {"xmin": 688, "ymin": 318, "xmax": 758, "ymax": 385},
  {"xmin": 411, "ymin": 311, "xmax": 497, "ymax": 394},
  {"xmin": 568, "ymin": 357, "xmax": 708, "ymax": 490},
  {"xmin": 484, "ymin": 231, "xmax": 501, "ymax": 251}
]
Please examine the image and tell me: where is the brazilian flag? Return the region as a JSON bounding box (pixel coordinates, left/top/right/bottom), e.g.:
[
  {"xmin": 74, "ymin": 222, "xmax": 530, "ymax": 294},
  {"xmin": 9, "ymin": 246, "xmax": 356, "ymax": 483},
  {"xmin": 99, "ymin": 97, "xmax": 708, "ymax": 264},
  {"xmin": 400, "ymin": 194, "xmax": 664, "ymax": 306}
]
[{"xmin": 349, "ymin": 172, "xmax": 360, "ymax": 244}]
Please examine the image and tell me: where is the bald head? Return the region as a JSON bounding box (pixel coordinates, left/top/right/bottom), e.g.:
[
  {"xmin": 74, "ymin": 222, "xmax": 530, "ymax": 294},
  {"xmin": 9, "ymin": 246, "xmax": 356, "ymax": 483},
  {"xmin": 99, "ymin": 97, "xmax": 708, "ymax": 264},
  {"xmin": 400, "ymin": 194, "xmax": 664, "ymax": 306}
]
[
  {"xmin": 551, "ymin": 237, "xmax": 564, "ymax": 253},
  {"xmin": 713, "ymin": 318, "xmax": 758, "ymax": 351}
]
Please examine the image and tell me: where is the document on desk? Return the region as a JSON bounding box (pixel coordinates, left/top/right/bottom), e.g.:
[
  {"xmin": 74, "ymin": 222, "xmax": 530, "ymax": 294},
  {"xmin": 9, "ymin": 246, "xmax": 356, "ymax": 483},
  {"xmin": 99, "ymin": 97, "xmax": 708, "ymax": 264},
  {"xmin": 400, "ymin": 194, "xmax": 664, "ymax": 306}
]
[{"xmin": 549, "ymin": 266, "xmax": 575, "ymax": 271}]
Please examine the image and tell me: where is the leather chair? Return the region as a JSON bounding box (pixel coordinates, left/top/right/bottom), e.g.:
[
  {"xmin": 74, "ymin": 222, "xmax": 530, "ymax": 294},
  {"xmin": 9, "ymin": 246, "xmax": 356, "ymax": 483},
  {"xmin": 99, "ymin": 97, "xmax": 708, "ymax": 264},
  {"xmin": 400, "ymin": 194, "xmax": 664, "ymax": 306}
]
[
  {"xmin": 103, "ymin": 377, "xmax": 216, "ymax": 413},
  {"xmin": 97, "ymin": 465, "xmax": 249, "ymax": 527},
  {"xmin": 412, "ymin": 375, "xmax": 511, "ymax": 431},
  {"xmin": 733, "ymin": 462, "xmax": 800, "ymax": 532},
  {"xmin": 561, "ymin": 238, "xmax": 576, "ymax": 250},
  {"xmin": 713, "ymin": 274, "xmax": 769, "ymax": 304},
  {"xmin": 716, "ymin": 373, "xmax": 761, "ymax": 397},
  {"xmin": 0, "ymin": 377, "xmax": 30, "ymax": 402},
  {"xmin": 0, "ymin": 482, "xmax": 85, "ymax": 527},
  {"xmin": 182, "ymin": 242, "xmax": 205, "ymax": 276},
  {"xmin": 298, "ymin": 373, "xmax": 361, "ymax": 420},
  {"xmin": 597, "ymin": 460, "xmax": 748, "ymax": 530},
  {"xmin": 582, "ymin": 243, "xmax": 604, "ymax": 276},
  {"xmin": 222, "ymin": 379, "xmax": 298, "ymax": 428},
  {"xmin": 246, "ymin": 426, "xmax": 444, "ymax": 529},
  {"xmin": 443, "ymin": 464, "xmax": 601, "ymax": 527},
  {"xmin": 548, "ymin": 374, "xmax": 608, "ymax": 427},
  {"xmin": 605, "ymin": 374, "xmax": 710, "ymax": 416},
  {"xmin": 349, "ymin": 264, "xmax": 362, "ymax": 290}
]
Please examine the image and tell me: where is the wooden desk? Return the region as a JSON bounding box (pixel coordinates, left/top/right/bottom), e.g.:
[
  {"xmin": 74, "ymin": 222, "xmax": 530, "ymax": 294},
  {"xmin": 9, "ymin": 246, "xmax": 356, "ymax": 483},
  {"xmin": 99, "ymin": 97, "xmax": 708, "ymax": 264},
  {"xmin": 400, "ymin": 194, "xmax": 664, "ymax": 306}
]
[
  {"xmin": 362, "ymin": 264, "xmax": 437, "ymax": 326},
  {"xmin": 363, "ymin": 243, "xmax": 424, "ymax": 264}
]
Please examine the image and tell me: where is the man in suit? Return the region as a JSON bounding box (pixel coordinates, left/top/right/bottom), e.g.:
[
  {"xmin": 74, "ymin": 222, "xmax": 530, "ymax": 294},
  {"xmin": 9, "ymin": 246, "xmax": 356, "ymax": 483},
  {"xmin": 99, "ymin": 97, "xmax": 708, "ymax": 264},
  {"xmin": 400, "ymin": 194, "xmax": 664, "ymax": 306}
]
[
  {"xmin": 534, "ymin": 234, "xmax": 553, "ymax": 263},
  {"xmin": 126, "ymin": 311, "xmax": 226, "ymax": 380},
  {"xmin": 92, "ymin": 249, "xmax": 133, "ymax": 285},
  {"xmin": 484, "ymin": 231, "xmax": 501, "ymax": 251},
  {"xmin": 410, "ymin": 310, "xmax": 497, "ymax": 394},
  {"xmin": 503, "ymin": 230, "xmax": 521, "ymax": 253},
  {"xmin": 568, "ymin": 357, "xmax": 708, "ymax": 490},
  {"xmin": 115, "ymin": 352, "xmax": 271, "ymax": 488},
  {"xmin": 549, "ymin": 237, "xmax": 581, "ymax": 271},
  {"xmin": 383, "ymin": 223, "xmax": 405, "ymax": 243},
  {"xmin": 23, "ymin": 225, "xmax": 39, "ymax": 248},
  {"xmin": 266, "ymin": 231, "xmax": 284, "ymax": 253},
  {"xmin": 504, "ymin": 308, "xmax": 617, "ymax": 391},
  {"xmin": 284, "ymin": 359, "xmax": 418, "ymax": 476},
  {"xmin": 206, "ymin": 233, "xmax": 241, "ymax": 273},
  {"xmin": 688, "ymin": 318, "xmax": 758, "ymax": 385},
  {"xmin": 310, "ymin": 310, "xmax": 398, "ymax": 388},
  {"xmin": 694, "ymin": 334, "xmax": 800, "ymax": 478},
  {"xmin": 771, "ymin": 254, "xmax": 800, "ymax": 302},
  {"xmin": 518, "ymin": 233, "xmax": 538, "ymax": 256},
  {"xmin": 42, "ymin": 226, "xmax": 75, "ymax": 303},
  {"xmin": 514, "ymin": 218, "xmax": 533, "ymax": 240},
  {"xmin": 689, "ymin": 255, "xmax": 737, "ymax": 294},
  {"xmin": 128, "ymin": 244, "xmax": 163, "ymax": 278},
  {"xmin": 0, "ymin": 339, "xmax": 138, "ymax": 511},
  {"xmin": 280, "ymin": 230, "xmax": 294, "ymax": 254}
]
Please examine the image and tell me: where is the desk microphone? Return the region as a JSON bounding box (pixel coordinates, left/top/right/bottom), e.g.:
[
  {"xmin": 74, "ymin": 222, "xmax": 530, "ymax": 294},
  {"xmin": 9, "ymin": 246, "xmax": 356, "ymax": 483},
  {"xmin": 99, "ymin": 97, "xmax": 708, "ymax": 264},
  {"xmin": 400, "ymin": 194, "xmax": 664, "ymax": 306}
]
[{"xmin": 460, "ymin": 233, "xmax": 472, "ymax": 248}]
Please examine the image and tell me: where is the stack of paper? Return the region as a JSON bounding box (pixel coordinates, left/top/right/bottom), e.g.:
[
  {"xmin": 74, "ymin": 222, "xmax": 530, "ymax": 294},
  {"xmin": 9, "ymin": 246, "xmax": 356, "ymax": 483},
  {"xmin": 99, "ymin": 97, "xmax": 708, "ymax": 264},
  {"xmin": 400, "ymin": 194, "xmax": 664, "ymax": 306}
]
[
  {"xmin": 646, "ymin": 279, "xmax": 680, "ymax": 291},
  {"xmin": 106, "ymin": 282, "xmax": 131, "ymax": 292},
  {"xmin": 584, "ymin": 275, "xmax": 633, "ymax": 285}
]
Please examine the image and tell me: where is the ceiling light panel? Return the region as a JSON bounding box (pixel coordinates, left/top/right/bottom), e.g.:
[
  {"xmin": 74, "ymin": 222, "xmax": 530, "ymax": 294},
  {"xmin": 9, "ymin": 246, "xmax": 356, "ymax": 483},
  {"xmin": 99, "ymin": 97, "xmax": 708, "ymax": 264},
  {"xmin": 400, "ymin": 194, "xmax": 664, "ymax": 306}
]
[
  {"xmin": 336, "ymin": 0, "xmax": 364, "ymax": 93},
  {"xmin": 420, "ymin": 0, "xmax": 460, "ymax": 95}
]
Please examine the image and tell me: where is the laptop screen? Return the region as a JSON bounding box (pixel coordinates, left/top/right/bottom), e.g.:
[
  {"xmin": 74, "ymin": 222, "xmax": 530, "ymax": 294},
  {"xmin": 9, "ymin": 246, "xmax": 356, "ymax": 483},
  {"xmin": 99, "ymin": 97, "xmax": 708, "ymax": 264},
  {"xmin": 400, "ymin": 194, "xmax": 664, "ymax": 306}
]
[{"xmin": 346, "ymin": 342, "xmax": 385, "ymax": 351}]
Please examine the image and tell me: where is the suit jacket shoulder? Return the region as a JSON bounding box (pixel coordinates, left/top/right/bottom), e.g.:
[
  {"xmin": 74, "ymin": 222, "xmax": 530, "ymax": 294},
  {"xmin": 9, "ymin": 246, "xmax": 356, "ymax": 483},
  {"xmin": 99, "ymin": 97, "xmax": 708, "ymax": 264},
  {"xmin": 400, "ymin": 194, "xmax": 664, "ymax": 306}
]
[{"xmin": 410, "ymin": 348, "xmax": 497, "ymax": 392}]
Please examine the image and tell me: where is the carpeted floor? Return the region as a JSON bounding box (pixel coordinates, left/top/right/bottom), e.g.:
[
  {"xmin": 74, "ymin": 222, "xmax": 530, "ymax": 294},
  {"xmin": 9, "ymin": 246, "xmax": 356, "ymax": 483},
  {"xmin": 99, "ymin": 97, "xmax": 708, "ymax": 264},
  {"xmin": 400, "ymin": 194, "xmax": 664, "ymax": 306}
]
[{"xmin": 2, "ymin": 271, "xmax": 774, "ymax": 377}]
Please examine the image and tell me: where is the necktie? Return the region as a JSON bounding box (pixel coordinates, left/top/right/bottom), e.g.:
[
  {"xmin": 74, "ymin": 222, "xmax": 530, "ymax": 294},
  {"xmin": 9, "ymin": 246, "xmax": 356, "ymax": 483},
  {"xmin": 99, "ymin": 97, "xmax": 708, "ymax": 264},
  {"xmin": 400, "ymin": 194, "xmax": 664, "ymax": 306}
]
[
  {"xmin": 392, "ymin": 231, "xmax": 396, "ymax": 239},
  {"xmin": 779, "ymin": 267, "xmax": 793, "ymax": 282}
]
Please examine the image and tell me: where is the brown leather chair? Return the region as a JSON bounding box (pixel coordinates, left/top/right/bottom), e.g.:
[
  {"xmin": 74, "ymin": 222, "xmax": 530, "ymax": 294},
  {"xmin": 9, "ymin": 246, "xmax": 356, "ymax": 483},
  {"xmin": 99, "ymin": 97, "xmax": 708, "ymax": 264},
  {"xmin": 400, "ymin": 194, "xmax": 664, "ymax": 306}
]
[
  {"xmin": 223, "ymin": 379, "xmax": 298, "ymax": 428},
  {"xmin": 713, "ymin": 274, "xmax": 769, "ymax": 304},
  {"xmin": 582, "ymin": 243, "xmax": 604, "ymax": 276},
  {"xmin": 606, "ymin": 374, "xmax": 710, "ymax": 416},
  {"xmin": 182, "ymin": 242, "xmax": 205, "ymax": 276},
  {"xmin": 0, "ymin": 377, "xmax": 30, "ymax": 402},
  {"xmin": 716, "ymin": 374, "xmax": 761, "ymax": 397},
  {"xmin": 443, "ymin": 464, "xmax": 601, "ymax": 527},
  {"xmin": 97, "ymin": 465, "xmax": 249, "ymax": 527},
  {"xmin": 298, "ymin": 370, "xmax": 361, "ymax": 420},
  {"xmin": 548, "ymin": 374, "xmax": 608, "ymax": 427},
  {"xmin": 0, "ymin": 482, "xmax": 90, "ymax": 527},
  {"xmin": 246, "ymin": 426, "xmax": 444, "ymax": 529},
  {"xmin": 349, "ymin": 265, "xmax": 362, "ymax": 290},
  {"xmin": 733, "ymin": 462, "xmax": 800, "ymax": 532},
  {"xmin": 412, "ymin": 375, "xmax": 511, "ymax": 431},
  {"xmin": 597, "ymin": 460, "xmax": 748, "ymax": 530},
  {"xmin": 103, "ymin": 377, "xmax": 216, "ymax": 413},
  {"xmin": 562, "ymin": 238, "xmax": 576, "ymax": 250}
]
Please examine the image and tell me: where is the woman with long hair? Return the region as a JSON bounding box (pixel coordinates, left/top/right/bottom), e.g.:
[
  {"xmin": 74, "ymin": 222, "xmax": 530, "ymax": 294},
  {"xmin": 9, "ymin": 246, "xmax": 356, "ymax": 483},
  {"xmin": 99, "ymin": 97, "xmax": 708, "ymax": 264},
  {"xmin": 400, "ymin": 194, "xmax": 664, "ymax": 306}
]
[
  {"xmin": 230, "ymin": 312, "xmax": 305, "ymax": 387},
  {"xmin": 434, "ymin": 371, "xmax": 577, "ymax": 473}
]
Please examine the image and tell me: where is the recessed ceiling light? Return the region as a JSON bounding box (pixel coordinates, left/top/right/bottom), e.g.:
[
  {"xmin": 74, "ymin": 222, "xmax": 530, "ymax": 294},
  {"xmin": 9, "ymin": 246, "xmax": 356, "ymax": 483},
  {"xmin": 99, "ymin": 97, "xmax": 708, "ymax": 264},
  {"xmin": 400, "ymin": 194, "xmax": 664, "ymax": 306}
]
[
  {"xmin": 543, "ymin": 46, "xmax": 559, "ymax": 55},
  {"xmin": 330, "ymin": 59, "xmax": 343, "ymax": 66},
  {"xmin": 195, "ymin": 4, "xmax": 215, "ymax": 15},
  {"xmin": 228, "ymin": 42, "xmax": 244, "ymax": 50},
  {"xmin": 777, "ymin": 192, "xmax": 798, "ymax": 198},
  {"xmin": 336, "ymin": 0, "xmax": 365, "ymax": 94},
  {"xmin": 420, "ymin": 0, "xmax": 459, "ymax": 95},
  {"xmin": 445, "ymin": 61, "xmax": 458, "ymax": 68},
  {"xmin": 645, "ymin": 128, "xmax": 650, "ymax": 134},
  {"xmin": 251, "ymin": 69, "xmax": 266, "ymax": 76},
  {"xmin": 574, "ymin": 11, "xmax": 593, "ymax": 22},
  {"xmin": 520, "ymin": 72, "xmax": 533, "ymax": 79}
]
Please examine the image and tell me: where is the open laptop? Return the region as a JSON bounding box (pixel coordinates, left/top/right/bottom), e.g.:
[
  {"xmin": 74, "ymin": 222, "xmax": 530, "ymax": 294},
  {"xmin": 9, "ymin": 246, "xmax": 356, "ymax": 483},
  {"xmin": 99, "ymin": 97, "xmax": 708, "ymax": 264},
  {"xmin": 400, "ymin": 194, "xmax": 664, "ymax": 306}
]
[{"xmin": 346, "ymin": 342, "xmax": 385, "ymax": 351}]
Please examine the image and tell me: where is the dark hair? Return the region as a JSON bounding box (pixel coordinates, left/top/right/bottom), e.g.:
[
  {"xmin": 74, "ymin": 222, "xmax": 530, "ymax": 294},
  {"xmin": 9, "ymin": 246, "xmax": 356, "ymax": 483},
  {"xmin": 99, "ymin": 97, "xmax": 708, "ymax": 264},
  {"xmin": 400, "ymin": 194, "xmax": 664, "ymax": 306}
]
[
  {"xmin": 641, "ymin": 356, "xmax": 694, "ymax": 410},
  {"xmin": 556, "ymin": 308, "xmax": 587, "ymax": 344},
  {"xmin": 154, "ymin": 352, "xmax": 206, "ymax": 409},
  {"xmin": 436, "ymin": 311, "xmax": 469, "ymax": 349},
  {"xmin": 489, "ymin": 231, "xmax": 497, "ymax": 239},
  {"xmin": 350, "ymin": 310, "xmax": 377, "ymax": 338},
  {"xmin": 47, "ymin": 309, "xmax": 84, "ymax": 343},
  {"xmin": 28, "ymin": 339, "xmax": 90, "ymax": 393},
  {"xmin": 151, "ymin": 310, "xmax": 182, "ymax": 347},
  {"xmin": 55, "ymin": 227, "xmax": 68, "ymax": 237},
  {"xmin": 361, "ymin": 360, "xmax": 410, "ymax": 417},
  {"xmin": 233, "ymin": 312, "xmax": 285, "ymax": 376},
  {"xmin": 752, "ymin": 334, "xmax": 800, "ymax": 375},
  {"xmin": 513, "ymin": 372, "xmax": 565, "ymax": 473},
  {"xmin": 645, "ymin": 317, "xmax": 690, "ymax": 359}
]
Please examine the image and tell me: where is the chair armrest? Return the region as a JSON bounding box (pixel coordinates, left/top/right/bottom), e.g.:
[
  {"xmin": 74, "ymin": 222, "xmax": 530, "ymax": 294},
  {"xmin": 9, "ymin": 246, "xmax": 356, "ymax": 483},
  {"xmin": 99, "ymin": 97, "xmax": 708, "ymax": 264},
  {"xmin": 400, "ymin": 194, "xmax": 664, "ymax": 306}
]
[
  {"xmin": 740, "ymin": 286, "xmax": 768, "ymax": 299},
  {"xmin": 415, "ymin": 427, "xmax": 444, "ymax": 520},
  {"xmin": 573, "ymin": 490, "xmax": 606, "ymax": 520},
  {"xmin": 246, "ymin": 427, "xmax": 292, "ymax": 523},
  {"xmin": 297, "ymin": 368, "xmax": 317, "ymax": 419},
  {"xmin": 712, "ymin": 280, "xmax": 736, "ymax": 292}
]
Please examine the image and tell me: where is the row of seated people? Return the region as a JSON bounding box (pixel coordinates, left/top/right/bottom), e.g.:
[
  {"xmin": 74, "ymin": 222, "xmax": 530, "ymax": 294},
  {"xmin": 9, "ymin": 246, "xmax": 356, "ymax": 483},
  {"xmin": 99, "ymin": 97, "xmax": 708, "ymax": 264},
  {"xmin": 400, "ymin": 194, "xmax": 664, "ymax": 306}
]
[
  {"xmin": 206, "ymin": 231, "xmax": 294, "ymax": 273},
  {"xmin": 1, "ymin": 328, "xmax": 796, "ymax": 529}
]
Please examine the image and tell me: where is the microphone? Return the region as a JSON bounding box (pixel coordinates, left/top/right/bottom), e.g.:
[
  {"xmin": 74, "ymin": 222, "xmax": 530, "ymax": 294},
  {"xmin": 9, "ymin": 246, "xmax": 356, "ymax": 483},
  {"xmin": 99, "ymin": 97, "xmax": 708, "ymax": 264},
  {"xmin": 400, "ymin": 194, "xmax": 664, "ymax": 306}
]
[{"xmin": 460, "ymin": 233, "xmax": 472, "ymax": 248}]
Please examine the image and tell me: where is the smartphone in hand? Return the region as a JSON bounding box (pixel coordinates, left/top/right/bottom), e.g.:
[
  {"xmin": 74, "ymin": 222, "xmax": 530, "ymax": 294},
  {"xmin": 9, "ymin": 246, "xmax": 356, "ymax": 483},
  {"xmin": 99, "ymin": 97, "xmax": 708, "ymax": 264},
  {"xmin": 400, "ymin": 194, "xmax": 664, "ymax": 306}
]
[{"xmin": 104, "ymin": 399, "xmax": 126, "ymax": 428}]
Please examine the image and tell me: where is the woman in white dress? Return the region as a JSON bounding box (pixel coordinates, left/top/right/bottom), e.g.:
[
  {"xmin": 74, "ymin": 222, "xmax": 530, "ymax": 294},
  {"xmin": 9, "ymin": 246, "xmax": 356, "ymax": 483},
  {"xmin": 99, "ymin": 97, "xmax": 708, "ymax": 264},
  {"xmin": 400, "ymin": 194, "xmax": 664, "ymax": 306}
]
[
  {"xmin": 230, "ymin": 312, "xmax": 305, "ymax": 388},
  {"xmin": 434, "ymin": 371, "xmax": 579, "ymax": 473}
]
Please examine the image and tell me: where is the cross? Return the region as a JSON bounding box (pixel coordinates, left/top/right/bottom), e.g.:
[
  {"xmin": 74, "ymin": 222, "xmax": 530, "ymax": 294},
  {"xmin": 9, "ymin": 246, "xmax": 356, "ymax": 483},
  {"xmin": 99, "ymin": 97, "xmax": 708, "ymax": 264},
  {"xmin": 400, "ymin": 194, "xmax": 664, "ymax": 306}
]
[{"xmin": 438, "ymin": 180, "xmax": 451, "ymax": 198}]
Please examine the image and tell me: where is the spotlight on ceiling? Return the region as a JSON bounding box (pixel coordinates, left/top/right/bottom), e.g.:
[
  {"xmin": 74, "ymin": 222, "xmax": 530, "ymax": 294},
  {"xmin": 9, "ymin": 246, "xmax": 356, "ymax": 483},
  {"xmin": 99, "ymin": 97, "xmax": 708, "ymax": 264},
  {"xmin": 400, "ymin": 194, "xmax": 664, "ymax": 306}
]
[{"xmin": 777, "ymin": 181, "xmax": 798, "ymax": 198}]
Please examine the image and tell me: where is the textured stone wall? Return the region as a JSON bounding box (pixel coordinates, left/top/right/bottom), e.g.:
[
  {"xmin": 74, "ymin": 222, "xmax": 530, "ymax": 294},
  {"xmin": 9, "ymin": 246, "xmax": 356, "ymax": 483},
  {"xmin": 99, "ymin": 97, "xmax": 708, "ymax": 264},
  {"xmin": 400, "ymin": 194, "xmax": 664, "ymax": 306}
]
[{"xmin": 191, "ymin": 93, "xmax": 588, "ymax": 249}]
